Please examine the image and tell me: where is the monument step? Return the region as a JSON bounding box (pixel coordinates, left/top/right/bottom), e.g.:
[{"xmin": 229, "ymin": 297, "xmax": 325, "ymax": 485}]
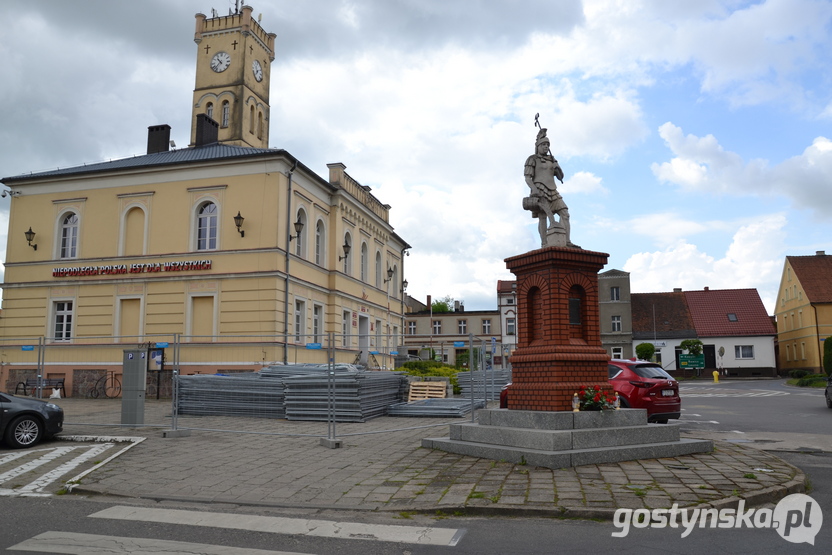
[
  {"xmin": 422, "ymin": 436, "xmax": 713, "ymax": 469},
  {"xmin": 449, "ymin": 421, "xmax": 680, "ymax": 451},
  {"xmin": 476, "ymin": 407, "xmax": 649, "ymax": 430}
]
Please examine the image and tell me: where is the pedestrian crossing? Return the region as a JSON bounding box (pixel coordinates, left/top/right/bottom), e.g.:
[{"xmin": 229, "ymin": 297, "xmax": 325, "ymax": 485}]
[
  {"xmin": 679, "ymin": 387, "xmax": 789, "ymax": 397},
  {"xmin": 0, "ymin": 443, "xmax": 114, "ymax": 497},
  {"xmin": 7, "ymin": 505, "xmax": 466, "ymax": 553}
]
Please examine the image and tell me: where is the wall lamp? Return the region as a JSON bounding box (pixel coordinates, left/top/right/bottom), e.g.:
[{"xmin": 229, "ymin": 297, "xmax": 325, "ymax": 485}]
[
  {"xmin": 24, "ymin": 227, "xmax": 37, "ymax": 250},
  {"xmin": 338, "ymin": 241, "xmax": 351, "ymax": 261},
  {"xmin": 233, "ymin": 211, "xmax": 245, "ymax": 237},
  {"xmin": 288, "ymin": 217, "xmax": 304, "ymax": 242},
  {"xmin": 402, "ymin": 279, "xmax": 409, "ymax": 292},
  {"xmin": 383, "ymin": 267, "xmax": 394, "ymax": 284}
]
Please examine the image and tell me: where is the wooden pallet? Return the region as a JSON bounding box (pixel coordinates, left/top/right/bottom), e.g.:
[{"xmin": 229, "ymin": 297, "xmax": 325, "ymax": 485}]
[{"xmin": 408, "ymin": 382, "xmax": 447, "ymax": 402}]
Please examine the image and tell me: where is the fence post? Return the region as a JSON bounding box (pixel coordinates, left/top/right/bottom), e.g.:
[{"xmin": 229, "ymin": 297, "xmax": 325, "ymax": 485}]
[
  {"xmin": 320, "ymin": 331, "xmax": 342, "ymax": 448},
  {"xmin": 171, "ymin": 333, "xmax": 180, "ymax": 431}
]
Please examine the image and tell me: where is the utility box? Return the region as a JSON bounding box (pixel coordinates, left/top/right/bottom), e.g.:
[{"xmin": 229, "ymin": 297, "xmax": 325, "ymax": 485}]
[{"xmin": 121, "ymin": 349, "xmax": 147, "ymax": 426}]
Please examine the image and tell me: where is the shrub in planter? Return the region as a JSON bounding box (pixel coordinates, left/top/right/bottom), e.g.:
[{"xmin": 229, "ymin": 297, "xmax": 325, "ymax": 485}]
[{"xmin": 789, "ymin": 369, "xmax": 810, "ymax": 379}]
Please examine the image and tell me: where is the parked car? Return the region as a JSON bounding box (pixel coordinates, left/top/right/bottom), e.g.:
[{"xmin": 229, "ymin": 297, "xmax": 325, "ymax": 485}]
[
  {"xmin": 825, "ymin": 377, "xmax": 832, "ymax": 409},
  {"xmin": 0, "ymin": 393, "xmax": 64, "ymax": 448},
  {"xmin": 608, "ymin": 358, "xmax": 680, "ymax": 423}
]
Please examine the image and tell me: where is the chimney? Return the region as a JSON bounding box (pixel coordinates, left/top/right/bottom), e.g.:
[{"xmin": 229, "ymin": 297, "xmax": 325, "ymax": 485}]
[
  {"xmin": 426, "ymin": 295, "xmax": 432, "ymax": 311},
  {"xmin": 147, "ymin": 124, "xmax": 171, "ymax": 154},
  {"xmin": 454, "ymin": 300, "xmax": 460, "ymax": 312},
  {"xmin": 194, "ymin": 114, "xmax": 219, "ymax": 146},
  {"xmin": 817, "ymin": 251, "xmax": 826, "ymax": 256},
  {"xmin": 704, "ymin": 286, "xmax": 709, "ymax": 291},
  {"xmin": 673, "ymin": 288, "xmax": 682, "ymax": 292}
]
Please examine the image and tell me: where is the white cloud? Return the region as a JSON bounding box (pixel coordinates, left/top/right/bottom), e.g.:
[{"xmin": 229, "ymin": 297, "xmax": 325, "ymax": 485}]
[
  {"xmin": 624, "ymin": 214, "xmax": 787, "ymax": 311},
  {"xmin": 652, "ymin": 123, "xmax": 832, "ymax": 216}
]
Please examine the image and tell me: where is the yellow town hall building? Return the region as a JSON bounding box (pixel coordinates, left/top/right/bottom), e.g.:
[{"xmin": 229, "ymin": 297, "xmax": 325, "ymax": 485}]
[{"xmin": 0, "ymin": 6, "xmax": 409, "ymax": 396}]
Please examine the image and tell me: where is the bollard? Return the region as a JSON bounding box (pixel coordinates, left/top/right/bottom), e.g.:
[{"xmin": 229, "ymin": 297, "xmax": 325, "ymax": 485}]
[{"xmin": 712, "ymin": 370, "xmax": 719, "ymax": 384}]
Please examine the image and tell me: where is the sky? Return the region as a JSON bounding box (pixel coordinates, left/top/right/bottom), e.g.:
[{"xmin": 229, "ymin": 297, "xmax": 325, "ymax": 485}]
[{"xmin": 1, "ymin": 0, "xmax": 831, "ymax": 314}]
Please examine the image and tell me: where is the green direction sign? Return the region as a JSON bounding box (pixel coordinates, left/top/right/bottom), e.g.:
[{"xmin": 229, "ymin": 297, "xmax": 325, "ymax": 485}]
[{"xmin": 679, "ymin": 354, "xmax": 705, "ymax": 368}]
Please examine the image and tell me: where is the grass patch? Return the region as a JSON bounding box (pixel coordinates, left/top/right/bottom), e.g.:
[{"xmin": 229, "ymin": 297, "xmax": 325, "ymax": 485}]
[
  {"xmin": 743, "ymin": 473, "xmax": 757, "ymax": 480},
  {"xmin": 468, "ymin": 491, "xmax": 486, "ymax": 499}
]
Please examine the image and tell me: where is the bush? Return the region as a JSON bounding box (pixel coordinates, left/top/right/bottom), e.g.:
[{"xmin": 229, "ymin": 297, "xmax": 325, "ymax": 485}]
[
  {"xmin": 400, "ymin": 360, "xmax": 461, "ymax": 394},
  {"xmin": 789, "ymin": 369, "xmax": 810, "ymax": 379},
  {"xmin": 796, "ymin": 375, "xmax": 828, "ymax": 387},
  {"xmin": 825, "ymin": 339, "xmax": 832, "ymax": 376},
  {"xmin": 635, "ymin": 343, "xmax": 655, "ymax": 361}
]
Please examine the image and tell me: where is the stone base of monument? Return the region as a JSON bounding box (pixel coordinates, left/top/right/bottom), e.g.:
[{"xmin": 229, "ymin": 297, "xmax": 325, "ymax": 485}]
[{"xmin": 422, "ymin": 408, "xmax": 713, "ymax": 468}]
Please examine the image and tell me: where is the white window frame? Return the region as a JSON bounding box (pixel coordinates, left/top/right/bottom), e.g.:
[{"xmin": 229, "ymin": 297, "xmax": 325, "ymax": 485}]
[
  {"xmin": 432, "ymin": 320, "xmax": 441, "ymax": 335},
  {"xmin": 52, "ymin": 300, "xmax": 74, "ymax": 342},
  {"xmin": 612, "ymin": 347, "xmax": 623, "ymax": 359},
  {"xmin": 407, "ymin": 321, "xmax": 416, "ymax": 335},
  {"xmin": 458, "ymin": 320, "xmax": 467, "ymax": 334},
  {"xmin": 482, "ymin": 319, "xmax": 491, "ymax": 334},
  {"xmin": 221, "ymin": 100, "xmax": 230, "ymax": 127},
  {"xmin": 734, "ymin": 345, "xmax": 754, "ymax": 359},
  {"xmin": 360, "ymin": 242, "xmax": 368, "ymax": 283},
  {"xmin": 611, "ymin": 315, "xmax": 622, "ymax": 332},
  {"xmin": 342, "ymin": 310, "xmax": 351, "ymax": 347},
  {"xmin": 506, "ymin": 318, "xmax": 516, "ymax": 335},
  {"xmin": 343, "ymin": 233, "xmax": 352, "ymax": 275},
  {"xmin": 294, "ymin": 209, "xmax": 307, "ymax": 258},
  {"xmin": 196, "ymin": 201, "xmax": 218, "ymax": 251},
  {"xmin": 294, "ymin": 299, "xmax": 306, "ymax": 343},
  {"xmin": 315, "ymin": 220, "xmax": 325, "ymax": 266},
  {"xmin": 313, "ymin": 304, "xmax": 323, "ymax": 344},
  {"xmin": 610, "ymin": 286, "xmax": 620, "ymax": 301},
  {"xmin": 59, "ymin": 212, "xmax": 79, "ymax": 259}
]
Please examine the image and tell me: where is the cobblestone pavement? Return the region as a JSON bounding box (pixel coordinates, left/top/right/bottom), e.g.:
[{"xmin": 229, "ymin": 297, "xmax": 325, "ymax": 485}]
[{"xmin": 53, "ymin": 400, "xmax": 805, "ymax": 518}]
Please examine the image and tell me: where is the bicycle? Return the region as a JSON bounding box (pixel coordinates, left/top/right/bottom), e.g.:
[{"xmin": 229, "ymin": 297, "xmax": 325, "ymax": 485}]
[{"xmin": 90, "ymin": 371, "xmax": 122, "ymax": 399}]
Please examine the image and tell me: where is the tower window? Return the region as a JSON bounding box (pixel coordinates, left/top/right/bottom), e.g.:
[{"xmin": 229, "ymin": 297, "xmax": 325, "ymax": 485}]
[
  {"xmin": 257, "ymin": 111, "xmax": 263, "ymax": 139},
  {"xmin": 249, "ymin": 105, "xmax": 255, "ymax": 134},
  {"xmin": 221, "ymin": 101, "xmax": 229, "ymax": 128},
  {"xmin": 206, "ymin": 102, "xmax": 214, "ymax": 120}
]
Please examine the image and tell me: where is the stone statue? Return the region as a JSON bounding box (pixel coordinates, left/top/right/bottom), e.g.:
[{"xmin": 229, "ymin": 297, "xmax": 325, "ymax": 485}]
[{"xmin": 523, "ymin": 126, "xmax": 577, "ymax": 248}]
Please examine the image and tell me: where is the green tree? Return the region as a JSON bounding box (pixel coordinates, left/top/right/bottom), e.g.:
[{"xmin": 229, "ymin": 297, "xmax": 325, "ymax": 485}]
[
  {"xmin": 824, "ymin": 338, "xmax": 832, "ymax": 376},
  {"xmin": 679, "ymin": 339, "xmax": 704, "ymax": 356},
  {"xmin": 431, "ymin": 295, "xmax": 454, "ymax": 313},
  {"xmin": 455, "ymin": 348, "xmax": 481, "ymax": 370},
  {"xmin": 635, "ymin": 342, "xmax": 656, "ymax": 361}
]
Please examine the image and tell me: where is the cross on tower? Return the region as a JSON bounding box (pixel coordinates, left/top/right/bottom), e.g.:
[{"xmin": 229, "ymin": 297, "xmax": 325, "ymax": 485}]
[
  {"xmin": 204, "ymin": 44, "xmax": 211, "ymax": 54},
  {"xmin": 231, "ymin": 40, "xmax": 238, "ymax": 50}
]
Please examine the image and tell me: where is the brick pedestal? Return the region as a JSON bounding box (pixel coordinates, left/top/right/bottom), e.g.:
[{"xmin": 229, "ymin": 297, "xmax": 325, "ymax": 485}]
[{"xmin": 505, "ymin": 246, "xmax": 612, "ymax": 411}]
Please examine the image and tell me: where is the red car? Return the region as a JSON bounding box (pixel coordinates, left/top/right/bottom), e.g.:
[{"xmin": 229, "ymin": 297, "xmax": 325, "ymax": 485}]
[{"xmin": 608, "ymin": 359, "xmax": 680, "ymax": 423}]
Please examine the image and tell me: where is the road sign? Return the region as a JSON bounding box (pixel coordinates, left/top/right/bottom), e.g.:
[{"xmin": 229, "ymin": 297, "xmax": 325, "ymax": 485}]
[{"xmin": 680, "ymin": 354, "xmax": 705, "ymax": 368}]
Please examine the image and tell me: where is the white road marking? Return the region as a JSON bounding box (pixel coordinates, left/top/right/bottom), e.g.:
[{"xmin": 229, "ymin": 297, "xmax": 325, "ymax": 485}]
[
  {"xmin": 90, "ymin": 505, "xmax": 465, "ymax": 546},
  {"xmin": 8, "ymin": 531, "xmax": 309, "ymax": 555},
  {"xmin": 680, "ymin": 388, "xmax": 789, "ymax": 397},
  {"xmin": 0, "ymin": 451, "xmax": 33, "ymax": 466},
  {"xmin": 0, "ymin": 446, "xmax": 78, "ymax": 485},
  {"xmin": 16, "ymin": 443, "xmax": 113, "ymax": 495},
  {"xmin": 679, "ymin": 420, "xmax": 720, "ymax": 424}
]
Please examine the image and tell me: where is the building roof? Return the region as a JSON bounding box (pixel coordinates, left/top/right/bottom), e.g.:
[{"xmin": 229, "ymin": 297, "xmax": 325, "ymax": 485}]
[
  {"xmin": 684, "ymin": 288, "xmax": 775, "ymax": 337},
  {"xmin": 1, "ymin": 144, "xmax": 282, "ymax": 184},
  {"xmin": 497, "ymin": 280, "xmax": 516, "ymax": 294},
  {"xmin": 631, "ymin": 292, "xmax": 696, "ymax": 340},
  {"xmin": 788, "ymin": 253, "xmax": 832, "ymax": 303}
]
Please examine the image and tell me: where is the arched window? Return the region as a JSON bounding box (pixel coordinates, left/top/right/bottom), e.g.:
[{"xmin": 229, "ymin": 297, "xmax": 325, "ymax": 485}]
[
  {"xmin": 527, "ymin": 287, "xmax": 542, "ymax": 343},
  {"xmin": 60, "ymin": 213, "xmax": 79, "ymax": 259},
  {"xmin": 295, "ymin": 209, "xmax": 307, "ymax": 258},
  {"xmin": 360, "ymin": 242, "xmax": 368, "ymax": 282},
  {"xmin": 391, "ymin": 265, "xmax": 399, "ymax": 299},
  {"xmin": 315, "ymin": 220, "xmax": 325, "ymax": 265},
  {"xmin": 221, "ymin": 100, "xmax": 230, "ymax": 128},
  {"xmin": 249, "ymin": 105, "xmax": 255, "ymax": 134},
  {"xmin": 197, "ymin": 202, "xmax": 218, "ymax": 251},
  {"xmin": 343, "ymin": 233, "xmax": 352, "ymax": 275},
  {"xmin": 257, "ymin": 111, "xmax": 263, "ymax": 139},
  {"xmin": 206, "ymin": 102, "xmax": 214, "ymax": 120},
  {"xmin": 568, "ymin": 284, "xmax": 586, "ymax": 341},
  {"xmin": 375, "ymin": 252, "xmax": 382, "ymax": 288}
]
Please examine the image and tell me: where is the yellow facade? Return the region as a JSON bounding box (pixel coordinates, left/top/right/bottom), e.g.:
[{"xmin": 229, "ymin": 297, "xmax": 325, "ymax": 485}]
[
  {"xmin": 775, "ymin": 257, "xmax": 832, "ymax": 373},
  {"xmin": 0, "ymin": 7, "xmax": 409, "ymax": 397}
]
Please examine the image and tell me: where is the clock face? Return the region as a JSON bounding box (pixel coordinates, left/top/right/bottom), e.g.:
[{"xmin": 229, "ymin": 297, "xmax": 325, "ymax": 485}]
[
  {"xmin": 252, "ymin": 59, "xmax": 263, "ymax": 82},
  {"xmin": 210, "ymin": 51, "xmax": 231, "ymax": 73}
]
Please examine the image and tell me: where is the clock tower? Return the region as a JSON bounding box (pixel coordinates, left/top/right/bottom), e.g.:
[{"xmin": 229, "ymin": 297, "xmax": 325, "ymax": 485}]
[{"xmin": 191, "ymin": 6, "xmax": 276, "ymax": 148}]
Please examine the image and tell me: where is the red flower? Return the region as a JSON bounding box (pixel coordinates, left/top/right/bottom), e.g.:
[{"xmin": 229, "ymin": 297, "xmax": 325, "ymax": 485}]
[
  {"xmin": 594, "ymin": 385, "xmax": 601, "ymax": 392},
  {"xmin": 593, "ymin": 393, "xmax": 601, "ymax": 402}
]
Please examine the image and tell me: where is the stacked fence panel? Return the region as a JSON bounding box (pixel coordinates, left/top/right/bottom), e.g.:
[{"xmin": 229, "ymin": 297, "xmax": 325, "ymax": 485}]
[
  {"xmin": 283, "ymin": 371, "xmax": 407, "ymax": 422},
  {"xmin": 177, "ymin": 373, "xmax": 286, "ymax": 419},
  {"xmin": 387, "ymin": 398, "xmax": 486, "ymax": 417},
  {"xmin": 456, "ymin": 369, "xmax": 512, "ymax": 400}
]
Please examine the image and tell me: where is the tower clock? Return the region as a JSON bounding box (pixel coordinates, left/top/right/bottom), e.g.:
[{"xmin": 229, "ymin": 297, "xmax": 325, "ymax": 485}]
[{"xmin": 190, "ymin": 6, "xmax": 277, "ymax": 148}]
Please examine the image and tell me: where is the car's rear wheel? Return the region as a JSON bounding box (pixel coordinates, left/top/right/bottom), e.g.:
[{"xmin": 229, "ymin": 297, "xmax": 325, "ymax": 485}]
[{"xmin": 4, "ymin": 415, "xmax": 43, "ymax": 448}]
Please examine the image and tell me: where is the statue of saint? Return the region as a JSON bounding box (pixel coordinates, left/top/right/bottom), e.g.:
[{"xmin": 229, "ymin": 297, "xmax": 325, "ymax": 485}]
[{"xmin": 524, "ymin": 127, "xmax": 576, "ymax": 248}]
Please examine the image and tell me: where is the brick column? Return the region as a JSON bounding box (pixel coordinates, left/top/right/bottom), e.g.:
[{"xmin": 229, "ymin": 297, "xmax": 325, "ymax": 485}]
[{"xmin": 505, "ymin": 246, "xmax": 612, "ymax": 411}]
